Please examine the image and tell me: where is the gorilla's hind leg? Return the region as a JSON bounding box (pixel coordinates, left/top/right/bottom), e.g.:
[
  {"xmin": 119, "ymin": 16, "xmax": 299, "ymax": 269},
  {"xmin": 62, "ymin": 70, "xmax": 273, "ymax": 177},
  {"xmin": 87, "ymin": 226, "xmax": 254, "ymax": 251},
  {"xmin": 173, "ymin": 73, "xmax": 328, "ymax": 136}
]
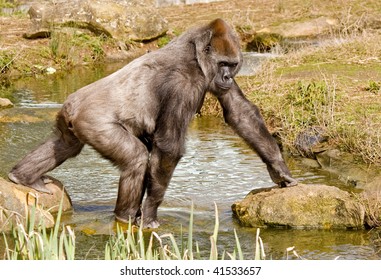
[
  {"xmin": 8, "ymin": 113, "xmax": 84, "ymax": 193},
  {"xmin": 142, "ymin": 147, "xmax": 182, "ymax": 228},
  {"xmin": 78, "ymin": 122, "xmax": 150, "ymax": 224},
  {"xmin": 113, "ymin": 140, "xmax": 149, "ymax": 224}
]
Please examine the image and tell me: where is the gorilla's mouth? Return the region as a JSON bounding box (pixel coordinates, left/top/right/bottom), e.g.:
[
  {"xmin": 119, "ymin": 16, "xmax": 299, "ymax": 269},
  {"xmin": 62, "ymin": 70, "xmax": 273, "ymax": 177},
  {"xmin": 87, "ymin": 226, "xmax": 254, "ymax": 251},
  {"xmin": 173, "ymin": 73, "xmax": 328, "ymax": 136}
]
[{"xmin": 215, "ymin": 80, "xmax": 233, "ymax": 90}]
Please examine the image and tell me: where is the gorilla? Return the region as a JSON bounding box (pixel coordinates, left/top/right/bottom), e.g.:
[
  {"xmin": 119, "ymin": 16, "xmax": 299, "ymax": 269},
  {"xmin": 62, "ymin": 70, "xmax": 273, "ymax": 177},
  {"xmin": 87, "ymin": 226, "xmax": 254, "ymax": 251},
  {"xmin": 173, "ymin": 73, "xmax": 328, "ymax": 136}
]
[{"xmin": 8, "ymin": 19, "xmax": 297, "ymax": 228}]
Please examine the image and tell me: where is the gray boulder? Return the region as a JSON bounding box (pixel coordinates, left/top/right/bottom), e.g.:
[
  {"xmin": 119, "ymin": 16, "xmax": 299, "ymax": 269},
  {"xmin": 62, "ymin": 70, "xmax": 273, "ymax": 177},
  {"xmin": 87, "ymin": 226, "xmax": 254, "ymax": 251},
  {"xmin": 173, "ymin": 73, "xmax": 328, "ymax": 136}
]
[
  {"xmin": 232, "ymin": 183, "xmax": 365, "ymax": 229},
  {"xmin": 24, "ymin": 0, "xmax": 168, "ymax": 42},
  {"xmin": 0, "ymin": 176, "xmax": 72, "ymax": 232}
]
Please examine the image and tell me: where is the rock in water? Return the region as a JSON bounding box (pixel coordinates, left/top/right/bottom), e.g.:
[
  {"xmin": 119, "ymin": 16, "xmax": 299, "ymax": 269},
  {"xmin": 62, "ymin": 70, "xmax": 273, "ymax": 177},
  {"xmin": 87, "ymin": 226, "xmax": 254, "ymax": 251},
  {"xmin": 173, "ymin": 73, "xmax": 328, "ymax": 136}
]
[
  {"xmin": 232, "ymin": 183, "xmax": 365, "ymax": 229},
  {"xmin": 0, "ymin": 176, "xmax": 72, "ymax": 232}
]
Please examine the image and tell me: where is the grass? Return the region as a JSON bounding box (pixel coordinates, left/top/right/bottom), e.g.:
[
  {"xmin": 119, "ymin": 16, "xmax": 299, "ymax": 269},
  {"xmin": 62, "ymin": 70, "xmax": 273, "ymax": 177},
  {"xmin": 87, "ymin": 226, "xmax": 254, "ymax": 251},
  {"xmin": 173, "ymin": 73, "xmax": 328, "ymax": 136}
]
[
  {"xmin": 0, "ymin": 0, "xmax": 17, "ymax": 10},
  {"xmin": 0, "ymin": 50, "xmax": 15, "ymax": 74},
  {"xmin": 3, "ymin": 202, "xmax": 266, "ymax": 260},
  {"xmin": 365, "ymin": 80, "xmax": 381, "ymax": 94},
  {"xmin": 2, "ymin": 197, "xmax": 75, "ymax": 260},
  {"xmin": 104, "ymin": 203, "xmax": 265, "ymax": 260},
  {"xmin": 0, "ymin": 26, "xmax": 108, "ymax": 77},
  {"xmin": 49, "ymin": 31, "xmax": 106, "ymax": 67}
]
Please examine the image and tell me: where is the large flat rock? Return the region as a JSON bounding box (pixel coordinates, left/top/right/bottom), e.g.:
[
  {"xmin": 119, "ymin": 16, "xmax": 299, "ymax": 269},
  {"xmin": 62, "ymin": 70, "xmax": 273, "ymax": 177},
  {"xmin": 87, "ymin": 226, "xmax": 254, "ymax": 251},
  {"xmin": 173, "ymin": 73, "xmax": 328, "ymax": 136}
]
[
  {"xmin": 24, "ymin": 0, "xmax": 168, "ymax": 42},
  {"xmin": 232, "ymin": 184, "xmax": 365, "ymax": 229}
]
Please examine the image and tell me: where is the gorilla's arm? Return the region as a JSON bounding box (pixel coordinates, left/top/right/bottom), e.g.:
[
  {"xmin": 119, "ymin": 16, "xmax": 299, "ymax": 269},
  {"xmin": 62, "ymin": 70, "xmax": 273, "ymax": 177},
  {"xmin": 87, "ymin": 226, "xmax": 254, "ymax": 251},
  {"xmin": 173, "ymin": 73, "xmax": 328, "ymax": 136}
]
[{"xmin": 217, "ymin": 81, "xmax": 297, "ymax": 187}]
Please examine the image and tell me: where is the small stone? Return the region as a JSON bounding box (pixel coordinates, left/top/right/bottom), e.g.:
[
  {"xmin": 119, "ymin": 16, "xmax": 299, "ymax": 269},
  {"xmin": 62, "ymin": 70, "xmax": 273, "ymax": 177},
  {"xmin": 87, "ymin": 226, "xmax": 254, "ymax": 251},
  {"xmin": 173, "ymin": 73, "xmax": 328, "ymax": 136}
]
[
  {"xmin": 0, "ymin": 98, "xmax": 14, "ymax": 109},
  {"xmin": 46, "ymin": 67, "xmax": 56, "ymax": 74}
]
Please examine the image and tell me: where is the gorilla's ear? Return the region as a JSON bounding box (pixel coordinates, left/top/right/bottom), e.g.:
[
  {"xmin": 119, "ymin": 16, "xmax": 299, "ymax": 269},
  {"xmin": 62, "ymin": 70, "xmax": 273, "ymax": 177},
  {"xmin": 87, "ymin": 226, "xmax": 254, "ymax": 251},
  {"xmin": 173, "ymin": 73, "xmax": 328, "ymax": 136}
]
[
  {"xmin": 193, "ymin": 29, "xmax": 214, "ymax": 76},
  {"xmin": 194, "ymin": 30, "xmax": 212, "ymax": 53}
]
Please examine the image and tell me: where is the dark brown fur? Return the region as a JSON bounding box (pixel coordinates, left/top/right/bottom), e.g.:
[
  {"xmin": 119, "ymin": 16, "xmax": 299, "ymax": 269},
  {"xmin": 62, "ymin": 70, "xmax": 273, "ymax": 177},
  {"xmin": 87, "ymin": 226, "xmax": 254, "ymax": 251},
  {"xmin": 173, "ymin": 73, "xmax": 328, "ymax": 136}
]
[{"xmin": 9, "ymin": 19, "xmax": 296, "ymax": 228}]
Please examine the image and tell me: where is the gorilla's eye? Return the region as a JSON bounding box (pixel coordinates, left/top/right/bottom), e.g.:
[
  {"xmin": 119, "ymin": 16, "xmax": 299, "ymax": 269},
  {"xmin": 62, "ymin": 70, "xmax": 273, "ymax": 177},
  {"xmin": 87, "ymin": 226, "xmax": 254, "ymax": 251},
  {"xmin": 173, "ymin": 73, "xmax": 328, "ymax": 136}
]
[
  {"xmin": 219, "ymin": 62, "xmax": 238, "ymax": 68},
  {"xmin": 218, "ymin": 61, "xmax": 229, "ymax": 67}
]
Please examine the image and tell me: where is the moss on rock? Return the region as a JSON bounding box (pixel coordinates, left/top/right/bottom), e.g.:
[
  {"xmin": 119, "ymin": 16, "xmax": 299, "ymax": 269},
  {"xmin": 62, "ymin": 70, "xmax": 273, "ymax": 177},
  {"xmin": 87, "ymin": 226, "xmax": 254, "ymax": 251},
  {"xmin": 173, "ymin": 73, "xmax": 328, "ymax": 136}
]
[{"xmin": 232, "ymin": 184, "xmax": 365, "ymax": 229}]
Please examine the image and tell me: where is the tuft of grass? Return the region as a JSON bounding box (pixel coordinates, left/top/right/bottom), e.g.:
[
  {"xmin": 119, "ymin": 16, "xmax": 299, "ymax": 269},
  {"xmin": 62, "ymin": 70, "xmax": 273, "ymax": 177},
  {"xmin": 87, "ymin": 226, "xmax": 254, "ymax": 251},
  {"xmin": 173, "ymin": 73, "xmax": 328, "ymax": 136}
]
[
  {"xmin": 3, "ymin": 201, "xmax": 266, "ymax": 260},
  {"xmin": 105, "ymin": 202, "xmax": 253, "ymax": 260},
  {"xmin": 157, "ymin": 36, "xmax": 171, "ymax": 48},
  {"xmin": 49, "ymin": 30, "xmax": 106, "ymax": 68},
  {"xmin": 254, "ymin": 228, "xmax": 266, "ymax": 260},
  {"xmin": 360, "ymin": 190, "xmax": 381, "ymax": 228},
  {"xmin": 0, "ymin": 0, "xmax": 17, "ymax": 10},
  {"xmin": 0, "ymin": 50, "xmax": 15, "ymax": 75},
  {"xmin": 365, "ymin": 80, "xmax": 380, "ymax": 94},
  {"xmin": 285, "ymin": 80, "xmax": 335, "ymax": 127},
  {"xmin": 3, "ymin": 195, "xmax": 75, "ymax": 260}
]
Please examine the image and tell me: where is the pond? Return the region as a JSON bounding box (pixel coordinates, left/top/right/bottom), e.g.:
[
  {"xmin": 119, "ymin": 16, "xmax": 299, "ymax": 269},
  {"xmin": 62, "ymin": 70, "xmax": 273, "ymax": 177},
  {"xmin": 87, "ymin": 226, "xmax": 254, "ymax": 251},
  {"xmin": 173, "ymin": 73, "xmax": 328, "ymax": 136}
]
[{"xmin": 1, "ymin": 59, "xmax": 380, "ymax": 260}]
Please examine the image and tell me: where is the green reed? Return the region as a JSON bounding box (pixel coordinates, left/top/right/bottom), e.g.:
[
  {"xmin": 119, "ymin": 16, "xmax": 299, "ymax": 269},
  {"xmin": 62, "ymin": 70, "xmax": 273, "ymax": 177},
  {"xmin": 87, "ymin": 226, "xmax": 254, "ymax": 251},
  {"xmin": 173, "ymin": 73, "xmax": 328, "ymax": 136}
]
[
  {"xmin": 3, "ymin": 195, "xmax": 75, "ymax": 260},
  {"xmin": 3, "ymin": 201, "xmax": 265, "ymax": 260}
]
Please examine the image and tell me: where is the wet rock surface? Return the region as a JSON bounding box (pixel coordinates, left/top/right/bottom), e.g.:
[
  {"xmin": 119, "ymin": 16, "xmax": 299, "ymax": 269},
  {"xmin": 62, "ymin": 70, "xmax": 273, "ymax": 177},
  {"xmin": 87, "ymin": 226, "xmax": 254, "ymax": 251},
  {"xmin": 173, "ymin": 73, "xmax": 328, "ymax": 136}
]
[
  {"xmin": 232, "ymin": 183, "xmax": 365, "ymax": 229},
  {"xmin": 245, "ymin": 16, "xmax": 339, "ymax": 52}
]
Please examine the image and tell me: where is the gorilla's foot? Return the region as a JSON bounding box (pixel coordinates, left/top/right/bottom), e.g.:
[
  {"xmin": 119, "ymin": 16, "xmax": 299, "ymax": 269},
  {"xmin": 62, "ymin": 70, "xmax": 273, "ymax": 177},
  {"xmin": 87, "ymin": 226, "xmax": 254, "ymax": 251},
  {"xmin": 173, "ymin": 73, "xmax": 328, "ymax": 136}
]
[
  {"xmin": 115, "ymin": 215, "xmax": 127, "ymax": 224},
  {"xmin": 143, "ymin": 220, "xmax": 160, "ymax": 229},
  {"xmin": 8, "ymin": 172, "xmax": 52, "ymax": 194},
  {"xmin": 114, "ymin": 213, "xmax": 137, "ymax": 225},
  {"xmin": 279, "ymin": 175, "xmax": 298, "ymax": 188},
  {"xmin": 115, "ymin": 214, "xmax": 160, "ymax": 229}
]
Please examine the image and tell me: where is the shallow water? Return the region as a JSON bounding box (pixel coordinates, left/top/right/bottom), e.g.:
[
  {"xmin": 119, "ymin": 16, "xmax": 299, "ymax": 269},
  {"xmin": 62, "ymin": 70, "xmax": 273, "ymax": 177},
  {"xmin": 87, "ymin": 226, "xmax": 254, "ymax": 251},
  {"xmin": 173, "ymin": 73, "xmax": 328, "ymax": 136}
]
[{"xmin": 1, "ymin": 62, "xmax": 380, "ymax": 260}]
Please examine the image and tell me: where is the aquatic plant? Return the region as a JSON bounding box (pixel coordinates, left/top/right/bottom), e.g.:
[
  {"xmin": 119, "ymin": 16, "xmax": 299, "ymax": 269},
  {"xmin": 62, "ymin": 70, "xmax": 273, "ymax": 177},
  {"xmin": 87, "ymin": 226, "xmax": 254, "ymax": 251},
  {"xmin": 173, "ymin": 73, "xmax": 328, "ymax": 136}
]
[
  {"xmin": 105, "ymin": 203, "xmax": 258, "ymax": 260},
  {"xmin": 3, "ymin": 201, "xmax": 266, "ymax": 260},
  {"xmin": 3, "ymin": 197, "xmax": 75, "ymax": 260}
]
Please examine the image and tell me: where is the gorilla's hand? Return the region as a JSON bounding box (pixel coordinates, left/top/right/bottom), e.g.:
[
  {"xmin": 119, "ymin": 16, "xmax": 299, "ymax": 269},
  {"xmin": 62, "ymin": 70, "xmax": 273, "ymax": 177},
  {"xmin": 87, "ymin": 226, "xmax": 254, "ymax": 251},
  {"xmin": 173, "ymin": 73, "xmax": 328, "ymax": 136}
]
[{"xmin": 266, "ymin": 162, "xmax": 298, "ymax": 188}]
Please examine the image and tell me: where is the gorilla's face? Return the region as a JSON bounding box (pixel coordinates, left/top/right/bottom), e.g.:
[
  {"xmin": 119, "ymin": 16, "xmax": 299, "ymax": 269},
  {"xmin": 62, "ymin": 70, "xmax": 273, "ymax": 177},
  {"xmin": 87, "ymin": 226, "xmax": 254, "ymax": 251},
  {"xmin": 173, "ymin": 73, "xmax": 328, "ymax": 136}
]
[
  {"xmin": 193, "ymin": 19, "xmax": 242, "ymax": 96},
  {"xmin": 213, "ymin": 61, "xmax": 240, "ymax": 91}
]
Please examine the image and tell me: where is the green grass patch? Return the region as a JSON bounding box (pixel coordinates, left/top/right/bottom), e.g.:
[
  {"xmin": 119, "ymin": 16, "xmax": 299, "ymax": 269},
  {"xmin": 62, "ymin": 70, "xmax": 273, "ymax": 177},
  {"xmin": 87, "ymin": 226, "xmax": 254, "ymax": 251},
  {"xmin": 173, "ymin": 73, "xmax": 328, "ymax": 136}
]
[
  {"xmin": 365, "ymin": 80, "xmax": 381, "ymax": 94},
  {"xmin": 0, "ymin": 0, "xmax": 16, "ymax": 9},
  {"xmin": 49, "ymin": 30, "xmax": 106, "ymax": 68},
  {"xmin": 0, "ymin": 50, "xmax": 15, "ymax": 75}
]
